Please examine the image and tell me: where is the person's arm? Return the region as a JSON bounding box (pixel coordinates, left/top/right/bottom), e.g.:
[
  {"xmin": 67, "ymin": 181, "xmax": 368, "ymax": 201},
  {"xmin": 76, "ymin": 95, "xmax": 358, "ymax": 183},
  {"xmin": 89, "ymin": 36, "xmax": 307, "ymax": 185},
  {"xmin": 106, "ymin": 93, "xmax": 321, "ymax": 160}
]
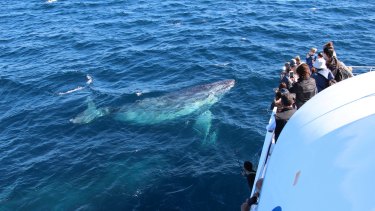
[
  {"xmin": 247, "ymin": 195, "xmax": 259, "ymax": 206},
  {"xmin": 241, "ymin": 201, "xmax": 250, "ymax": 211},
  {"xmin": 241, "ymin": 195, "xmax": 259, "ymax": 211}
]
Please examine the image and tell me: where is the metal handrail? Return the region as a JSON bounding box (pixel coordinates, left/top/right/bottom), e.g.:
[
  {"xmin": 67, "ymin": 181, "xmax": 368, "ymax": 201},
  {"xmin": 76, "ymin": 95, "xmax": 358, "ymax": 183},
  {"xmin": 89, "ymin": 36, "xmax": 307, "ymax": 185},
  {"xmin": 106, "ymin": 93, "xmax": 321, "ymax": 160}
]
[
  {"xmin": 250, "ymin": 107, "xmax": 277, "ymax": 197},
  {"xmin": 348, "ymin": 66, "xmax": 374, "ymax": 74},
  {"xmin": 348, "ymin": 66, "xmax": 375, "ymax": 68}
]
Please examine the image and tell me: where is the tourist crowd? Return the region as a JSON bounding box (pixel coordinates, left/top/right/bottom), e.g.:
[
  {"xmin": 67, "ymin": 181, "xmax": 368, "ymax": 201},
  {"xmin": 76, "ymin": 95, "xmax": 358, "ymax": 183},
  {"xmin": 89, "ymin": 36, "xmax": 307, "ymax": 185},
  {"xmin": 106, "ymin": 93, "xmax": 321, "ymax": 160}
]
[
  {"xmin": 269, "ymin": 41, "xmax": 353, "ymax": 142},
  {"xmin": 240, "ymin": 41, "xmax": 353, "ymax": 211}
]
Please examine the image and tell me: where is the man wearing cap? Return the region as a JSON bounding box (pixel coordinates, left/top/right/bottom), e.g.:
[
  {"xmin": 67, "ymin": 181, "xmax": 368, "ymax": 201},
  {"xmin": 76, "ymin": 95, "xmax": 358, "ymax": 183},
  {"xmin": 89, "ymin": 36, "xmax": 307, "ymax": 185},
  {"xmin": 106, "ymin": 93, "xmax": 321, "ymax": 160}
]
[{"xmin": 312, "ymin": 57, "xmax": 335, "ymax": 92}]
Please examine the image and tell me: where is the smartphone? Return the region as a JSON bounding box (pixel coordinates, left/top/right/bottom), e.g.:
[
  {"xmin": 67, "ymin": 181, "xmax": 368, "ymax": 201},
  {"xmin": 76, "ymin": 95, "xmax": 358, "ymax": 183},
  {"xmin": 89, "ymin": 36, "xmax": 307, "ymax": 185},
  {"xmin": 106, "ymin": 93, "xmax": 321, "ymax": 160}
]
[{"xmin": 289, "ymin": 72, "xmax": 294, "ymax": 78}]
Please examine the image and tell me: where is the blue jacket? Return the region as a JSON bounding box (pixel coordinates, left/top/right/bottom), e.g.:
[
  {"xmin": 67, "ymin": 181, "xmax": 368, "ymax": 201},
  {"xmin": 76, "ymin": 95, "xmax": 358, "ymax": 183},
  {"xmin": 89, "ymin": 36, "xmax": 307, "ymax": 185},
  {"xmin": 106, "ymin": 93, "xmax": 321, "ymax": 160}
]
[
  {"xmin": 306, "ymin": 54, "xmax": 317, "ymax": 69},
  {"xmin": 312, "ymin": 68, "xmax": 334, "ymax": 92}
]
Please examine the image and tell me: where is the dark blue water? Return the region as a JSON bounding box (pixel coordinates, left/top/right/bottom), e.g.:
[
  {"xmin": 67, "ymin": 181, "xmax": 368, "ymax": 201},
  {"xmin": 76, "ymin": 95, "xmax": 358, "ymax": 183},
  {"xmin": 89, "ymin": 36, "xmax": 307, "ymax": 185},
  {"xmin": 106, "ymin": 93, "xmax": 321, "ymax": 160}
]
[{"xmin": 1, "ymin": 0, "xmax": 375, "ymax": 210}]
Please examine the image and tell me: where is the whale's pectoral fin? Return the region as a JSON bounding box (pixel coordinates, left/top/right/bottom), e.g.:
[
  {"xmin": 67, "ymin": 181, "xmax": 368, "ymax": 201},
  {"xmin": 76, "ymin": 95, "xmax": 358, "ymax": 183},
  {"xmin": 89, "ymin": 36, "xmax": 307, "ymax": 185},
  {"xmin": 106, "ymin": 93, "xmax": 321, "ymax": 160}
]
[
  {"xmin": 193, "ymin": 110, "xmax": 213, "ymax": 142},
  {"xmin": 70, "ymin": 98, "xmax": 110, "ymax": 124}
]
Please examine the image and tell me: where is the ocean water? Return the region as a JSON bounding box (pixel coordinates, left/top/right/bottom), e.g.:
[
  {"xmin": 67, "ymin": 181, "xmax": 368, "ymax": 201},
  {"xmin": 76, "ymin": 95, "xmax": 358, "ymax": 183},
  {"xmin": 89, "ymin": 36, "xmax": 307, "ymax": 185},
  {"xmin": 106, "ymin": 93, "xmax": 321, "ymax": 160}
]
[{"xmin": 1, "ymin": 0, "xmax": 375, "ymax": 210}]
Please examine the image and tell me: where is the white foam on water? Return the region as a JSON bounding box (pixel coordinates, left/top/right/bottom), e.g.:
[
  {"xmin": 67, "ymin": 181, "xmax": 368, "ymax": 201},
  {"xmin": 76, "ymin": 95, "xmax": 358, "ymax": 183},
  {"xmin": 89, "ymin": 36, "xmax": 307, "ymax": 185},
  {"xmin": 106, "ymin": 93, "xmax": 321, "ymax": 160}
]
[
  {"xmin": 165, "ymin": 184, "xmax": 193, "ymax": 195},
  {"xmin": 58, "ymin": 74, "xmax": 93, "ymax": 95},
  {"xmin": 46, "ymin": 0, "xmax": 57, "ymax": 3},
  {"xmin": 213, "ymin": 62, "xmax": 230, "ymax": 67},
  {"xmin": 133, "ymin": 189, "xmax": 142, "ymax": 198},
  {"xmin": 58, "ymin": 86, "xmax": 84, "ymax": 95}
]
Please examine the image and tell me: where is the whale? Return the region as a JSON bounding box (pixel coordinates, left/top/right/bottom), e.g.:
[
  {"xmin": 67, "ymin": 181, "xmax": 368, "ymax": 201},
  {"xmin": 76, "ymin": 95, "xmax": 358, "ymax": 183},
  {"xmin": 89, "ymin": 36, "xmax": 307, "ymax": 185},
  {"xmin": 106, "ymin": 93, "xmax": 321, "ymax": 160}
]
[{"xmin": 71, "ymin": 79, "xmax": 235, "ymax": 142}]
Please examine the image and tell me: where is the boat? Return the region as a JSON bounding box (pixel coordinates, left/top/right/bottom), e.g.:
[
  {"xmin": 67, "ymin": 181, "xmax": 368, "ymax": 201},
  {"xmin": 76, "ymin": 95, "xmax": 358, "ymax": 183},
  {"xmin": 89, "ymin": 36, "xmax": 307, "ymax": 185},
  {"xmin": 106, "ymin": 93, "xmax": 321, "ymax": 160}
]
[{"xmin": 250, "ymin": 66, "xmax": 375, "ymax": 210}]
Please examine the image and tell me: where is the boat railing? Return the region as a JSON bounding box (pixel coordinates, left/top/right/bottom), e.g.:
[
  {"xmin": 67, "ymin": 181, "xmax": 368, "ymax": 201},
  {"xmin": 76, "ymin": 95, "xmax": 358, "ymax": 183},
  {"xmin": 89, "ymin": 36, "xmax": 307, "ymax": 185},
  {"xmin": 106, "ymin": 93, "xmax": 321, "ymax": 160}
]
[
  {"xmin": 250, "ymin": 107, "xmax": 277, "ymax": 198},
  {"xmin": 349, "ymin": 66, "xmax": 375, "ymax": 76}
]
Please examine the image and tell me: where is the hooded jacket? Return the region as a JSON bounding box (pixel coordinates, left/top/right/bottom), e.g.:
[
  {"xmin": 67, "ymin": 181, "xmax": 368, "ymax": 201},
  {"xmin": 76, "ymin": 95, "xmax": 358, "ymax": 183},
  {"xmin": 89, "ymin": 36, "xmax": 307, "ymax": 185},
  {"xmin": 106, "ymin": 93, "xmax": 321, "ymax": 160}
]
[{"xmin": 312, "ymin": 68, "xmax": 335, "ymax": 92}]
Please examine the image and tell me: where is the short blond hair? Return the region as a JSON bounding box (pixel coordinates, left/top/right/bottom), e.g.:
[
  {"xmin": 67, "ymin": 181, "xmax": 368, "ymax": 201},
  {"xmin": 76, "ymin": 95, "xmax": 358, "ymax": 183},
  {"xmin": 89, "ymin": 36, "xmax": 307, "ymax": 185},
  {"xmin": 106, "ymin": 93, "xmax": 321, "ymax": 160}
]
[{"xmin": 310, "ymin": 48, "xmax": 317, "ymax": 53}]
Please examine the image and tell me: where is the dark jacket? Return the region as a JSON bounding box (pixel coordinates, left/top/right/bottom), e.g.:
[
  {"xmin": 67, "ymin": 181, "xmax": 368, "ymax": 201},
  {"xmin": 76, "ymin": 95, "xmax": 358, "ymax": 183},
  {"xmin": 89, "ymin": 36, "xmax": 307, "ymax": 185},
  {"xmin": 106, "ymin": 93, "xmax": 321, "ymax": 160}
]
[
  {"xmin": 246, "ymin": 171, "xmax": 256, "ymax": 191},
  {"xmin": 312, "ymin": 68, "xmax": 334, "ymax": 92},
  {"xmin": 280, "ymin": 74, "xmax": 293, "ymax": 90},
  {"xmin": 290, "ymin": 77, "xmax": 317, "ymax": 109},
  {"xmin": 275, "ymin": 107, "xmax": 296, "ymax": 142}
]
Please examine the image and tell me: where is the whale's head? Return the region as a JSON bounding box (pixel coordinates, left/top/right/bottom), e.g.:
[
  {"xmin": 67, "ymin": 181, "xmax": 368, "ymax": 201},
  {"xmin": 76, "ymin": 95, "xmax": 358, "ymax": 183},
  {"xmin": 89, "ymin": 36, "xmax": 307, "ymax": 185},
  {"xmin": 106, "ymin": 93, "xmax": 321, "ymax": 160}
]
[{"xmin": 204, "ymin": 79, "xmax": 235, "ymax": 96}]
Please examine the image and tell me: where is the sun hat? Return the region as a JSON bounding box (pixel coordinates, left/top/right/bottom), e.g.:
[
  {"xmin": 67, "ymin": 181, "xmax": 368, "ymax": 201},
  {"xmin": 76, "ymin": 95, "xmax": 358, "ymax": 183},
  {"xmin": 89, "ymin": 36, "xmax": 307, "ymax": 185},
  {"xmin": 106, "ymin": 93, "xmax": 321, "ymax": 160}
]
[{"xmin": 313, "ymin": 57, "xmax": 327, "ymax": 69}]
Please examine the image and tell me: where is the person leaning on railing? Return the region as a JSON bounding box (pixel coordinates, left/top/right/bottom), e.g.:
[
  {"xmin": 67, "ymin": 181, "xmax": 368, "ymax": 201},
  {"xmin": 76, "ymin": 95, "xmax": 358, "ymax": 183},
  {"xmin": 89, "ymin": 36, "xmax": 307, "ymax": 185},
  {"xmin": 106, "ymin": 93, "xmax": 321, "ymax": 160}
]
[
  {"xmin": 270, "ymin": 83, "xmax": 288, "ymax": 112},
  {"xmin": 242, "ymin": 161, "xmax": 256, "ymax": 192},
  {"xmin": 266, "ymin": 92, "xmax": 297, "ymax": 142},
  {"xmin": 273, "ymin": 93, "xmax": 296, "ymax": 142}
]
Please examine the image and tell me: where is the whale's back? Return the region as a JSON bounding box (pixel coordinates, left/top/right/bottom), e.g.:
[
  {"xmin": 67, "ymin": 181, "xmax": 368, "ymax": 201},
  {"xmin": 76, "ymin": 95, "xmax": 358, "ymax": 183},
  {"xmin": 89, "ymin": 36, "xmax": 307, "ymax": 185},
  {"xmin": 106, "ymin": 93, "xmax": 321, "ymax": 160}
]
[
  {"xmin": 114, "ymin": 80, "xmax": 235, "ymax": 124},
  {"xmin": 115, "ymin": 91, "xmax": 217, "ymax": 124}
]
